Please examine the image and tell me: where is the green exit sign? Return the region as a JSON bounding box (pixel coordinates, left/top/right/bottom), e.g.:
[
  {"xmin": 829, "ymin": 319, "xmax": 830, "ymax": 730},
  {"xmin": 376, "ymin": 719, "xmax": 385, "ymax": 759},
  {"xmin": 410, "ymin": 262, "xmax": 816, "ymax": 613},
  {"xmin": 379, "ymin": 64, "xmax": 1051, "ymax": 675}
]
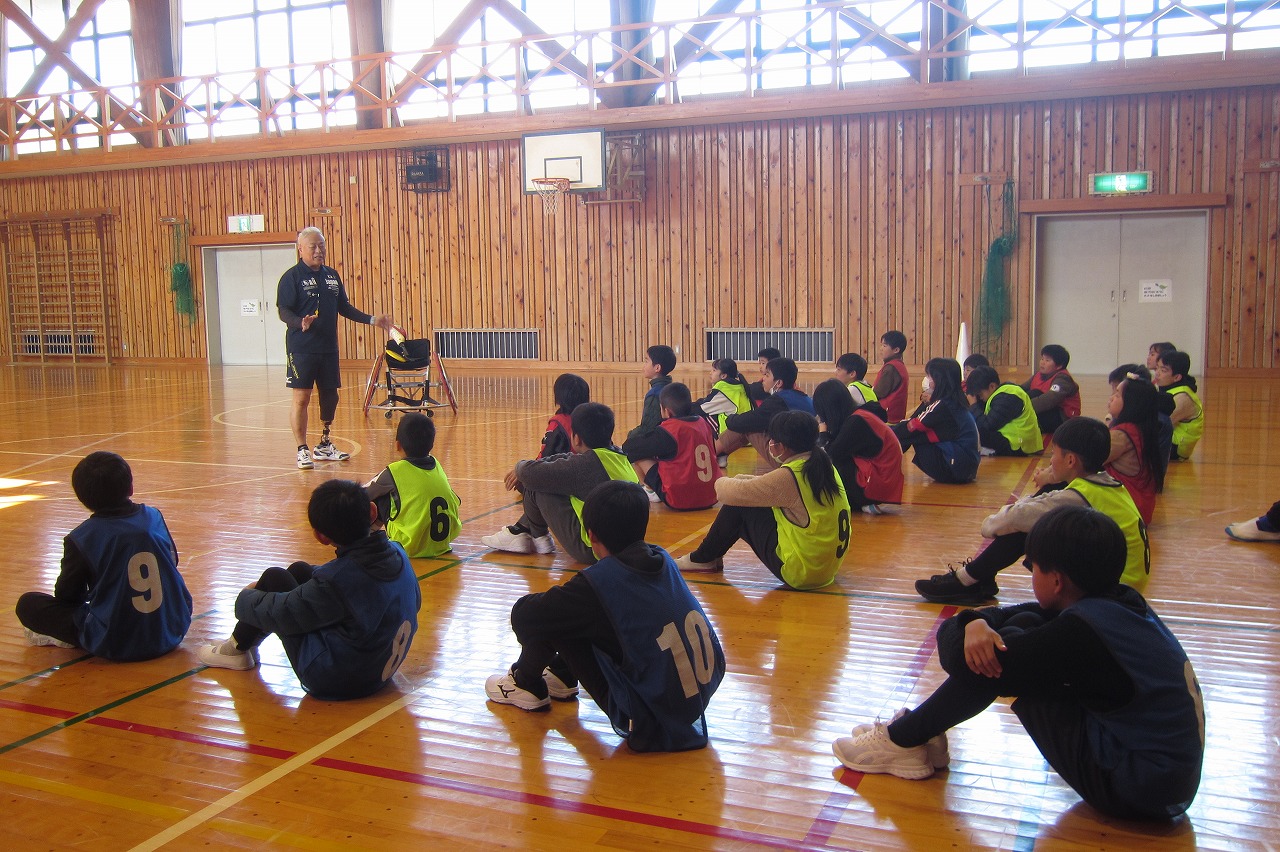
[{"xmin": 1090, "ymin": 171, "xmax": 1152, "ymax": 195}]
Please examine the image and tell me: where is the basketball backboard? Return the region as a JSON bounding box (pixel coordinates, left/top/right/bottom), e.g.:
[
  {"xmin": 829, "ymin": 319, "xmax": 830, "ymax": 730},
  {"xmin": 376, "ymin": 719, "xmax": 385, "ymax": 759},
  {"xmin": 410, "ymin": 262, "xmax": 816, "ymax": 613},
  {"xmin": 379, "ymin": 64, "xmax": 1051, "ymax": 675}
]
[{"xmin": 522, "ymin": 129, "xmax": 606, "ymax": 193}]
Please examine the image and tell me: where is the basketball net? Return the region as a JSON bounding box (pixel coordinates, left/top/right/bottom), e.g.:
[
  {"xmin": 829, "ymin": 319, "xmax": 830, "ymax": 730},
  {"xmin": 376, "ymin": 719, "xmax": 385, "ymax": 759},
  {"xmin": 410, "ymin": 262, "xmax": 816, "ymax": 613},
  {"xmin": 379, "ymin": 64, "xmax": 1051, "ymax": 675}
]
[{"xmin": 531, "ymin": 177, "xmax": 571, "ymax": 214}]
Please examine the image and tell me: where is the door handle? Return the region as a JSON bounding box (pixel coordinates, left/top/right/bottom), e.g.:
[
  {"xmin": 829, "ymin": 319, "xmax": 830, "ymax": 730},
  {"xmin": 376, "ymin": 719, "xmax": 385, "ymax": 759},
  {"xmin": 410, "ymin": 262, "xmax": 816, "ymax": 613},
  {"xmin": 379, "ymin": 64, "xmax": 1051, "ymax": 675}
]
[
  {"xmin": 1121, "ymin": 290, "xmax": 1127, "ymax": 302},
  {"xmin": 1110, "ymin": 290, "xmax": 1116, "ymax": 303}
]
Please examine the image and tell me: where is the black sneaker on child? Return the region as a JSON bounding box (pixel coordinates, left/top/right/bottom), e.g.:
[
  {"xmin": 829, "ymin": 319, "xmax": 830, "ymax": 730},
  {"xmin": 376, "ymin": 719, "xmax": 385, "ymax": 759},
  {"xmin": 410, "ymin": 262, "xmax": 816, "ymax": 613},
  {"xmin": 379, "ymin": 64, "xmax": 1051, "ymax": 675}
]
[{"xmin": 914, "ymin": 567, "xmax": 998, "ymax": 604}]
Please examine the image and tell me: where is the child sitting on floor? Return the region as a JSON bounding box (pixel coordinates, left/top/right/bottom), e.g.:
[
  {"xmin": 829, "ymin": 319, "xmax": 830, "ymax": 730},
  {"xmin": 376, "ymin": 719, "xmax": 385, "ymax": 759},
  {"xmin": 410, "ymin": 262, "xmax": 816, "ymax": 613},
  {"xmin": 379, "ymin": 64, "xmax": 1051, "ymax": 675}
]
[
  {"xmin": 912, "ymin": 416, "xmax": 1149, "ymax": 604},
  {"xmin": 1146, "ymin": 341, "xmax": 1177, "ymax": 372},
  {"xmin": 623, "ymin": 382, "xmax": 722, "ymax": 510},
  {"xmin": 627, "ymin": 345, "xmax": 676, "ymax": 443},
  {"xmin": 539, "ymin": 373, "xmax": 590, "ymax": 459},
  {"xmin": 716, "ymin": 357, "xmax": 814, "ymax": 468},
  {"xmin": 198, "ymin": 479, "xmax": 421, "ymax": 700},
  {"xmin": 1021, "ymin": 344, "xmax": 1080, "ymax": 437},
  {"xmin": 872, "ymin": 330, "xmax": 910, "ymax": 423},
  {"xmin": 812, "ymin": 378, "xmax": 903, "ymax": 515},
  {"xmin": 1104, "ymin": 375, "xmax": 1166, "ymax": 525},
  {"xmin": 961, "ymin": 353, "xmax": 990, "ymax": 381},
  {"xmin": 482, "ymin": 402, "xmax": 638, "ymax": 564},
  {"xmin": 1154, "ymin": 350, "xmax": 1204, "ymax": 460},
  {"xmin": 1107, "ymin": 364, "xmax": 1173, "ymax": 463},
  {"xmin": 964, "ymin": 366, "xmax": 1041, "ymax": 457},
  {"xmin": 835, "ymin": 352, "xmax": 879, "ymax": 406},
  {"xmin": 833, "ymin": 505, "xmax": 1204, "ymax": 821},
  {"xmin": 364, "ymin": 412, "xmax": 461, "ymax": 558},
  {"xmin": 485, "ymin": 480, "xmax": 725, "ymax": 752},
  {"xmin": 892, "ymin": 358, "xmax": 981, "ymax": 484},
  {"xmin": 16, "ymin": 451, "xmax": 192, "ymax": 660},
  {"xmin": 678, "ymin": 411, "xmax": 851, "ymax": 590},
  {"xmin": 694, "ymin": 358, "xmax": 752, "ymax": 442}
]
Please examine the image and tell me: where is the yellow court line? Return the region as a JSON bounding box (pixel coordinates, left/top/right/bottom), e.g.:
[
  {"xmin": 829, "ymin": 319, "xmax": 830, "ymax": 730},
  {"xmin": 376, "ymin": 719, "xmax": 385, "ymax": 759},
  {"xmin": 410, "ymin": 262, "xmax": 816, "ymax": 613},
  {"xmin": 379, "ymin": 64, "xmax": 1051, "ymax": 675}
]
[
  {"xmin": 128, "ymin": 690, "xmax": 421, "ymax": 851},
  {"xmin": 666, "ymin": 522, "xmax": 714, "ymax": 554},
  {"xmin": 0, "ymin": 769, "xmax": 352, "ymax": 851}
]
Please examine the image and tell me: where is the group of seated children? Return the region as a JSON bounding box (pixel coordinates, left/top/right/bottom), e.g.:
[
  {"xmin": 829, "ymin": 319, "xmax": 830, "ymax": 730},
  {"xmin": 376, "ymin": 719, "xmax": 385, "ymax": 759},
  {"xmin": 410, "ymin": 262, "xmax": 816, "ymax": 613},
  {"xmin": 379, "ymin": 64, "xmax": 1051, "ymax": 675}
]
[{"xmin": 17, "ymin": 334, "xmax": 1222, "ymax": 814}]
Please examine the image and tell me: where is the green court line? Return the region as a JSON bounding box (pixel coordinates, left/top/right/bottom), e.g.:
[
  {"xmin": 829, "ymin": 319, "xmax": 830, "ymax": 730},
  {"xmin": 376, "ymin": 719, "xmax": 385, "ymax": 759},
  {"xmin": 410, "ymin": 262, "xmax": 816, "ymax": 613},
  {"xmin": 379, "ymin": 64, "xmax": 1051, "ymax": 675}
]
[
  {"xmin": 0, "ymin": 654, "xmax": 95, "ymax": 691},
  {"xmin": 0, "ymin": 668, "xmax": 203, "ymax": 755}
]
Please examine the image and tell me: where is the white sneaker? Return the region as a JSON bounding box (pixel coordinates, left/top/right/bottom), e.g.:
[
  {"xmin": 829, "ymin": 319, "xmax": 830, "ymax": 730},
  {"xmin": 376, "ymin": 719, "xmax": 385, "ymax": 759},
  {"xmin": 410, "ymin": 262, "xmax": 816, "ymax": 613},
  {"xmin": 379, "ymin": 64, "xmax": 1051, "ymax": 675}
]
[
  {"xmin": 24, "ymin": 628, "xmax": 74, "ymax": 648},
  {"xmin": 675, "ymin": 553, "xmax": 724, "ymax": 573},
  {"xmin": 544, "ymin": 668, "xmax": 580, "ymax": 700},
  {"xmin": 485, "ymin": 672, "xmax": 550, "ymax": 711},
  {"xmin": 861, "ymin": 504, "xmax": 885, "ymax": 516},
  {"xmin": 832, "ymin": 720, "xmax": 934, "ymax": 779},
  {"xmin": 312, "ymin": 440, "xmax": 350, "ymax": 461},
  {"xmin": 1225, "ymin": 518, "xmax": 1280, "ymax": 542},
  {"xmin": 979, "ymin": 446, "xmax": 997, "ymax": 457},
  {"xmin": 531, "ymin": 534, "xmax": 556, "ymax": 554},
  {"xmin": 198, "ymin": 642, "xmax": 259, "ymax": 671},
  {"xmin": 481, "ymin": 526, "xmax": 536, "ymax": 554},
  {"xmin": 852, "ymin": 709, "xmax": 949, "ymax": 769},
  {"xmin": 296, "ymin": 446, "xmax": 314, "ymax": 469},
  {"xmin": 642, "ymin": 485, "xmax": 661, "ymax": 503}
]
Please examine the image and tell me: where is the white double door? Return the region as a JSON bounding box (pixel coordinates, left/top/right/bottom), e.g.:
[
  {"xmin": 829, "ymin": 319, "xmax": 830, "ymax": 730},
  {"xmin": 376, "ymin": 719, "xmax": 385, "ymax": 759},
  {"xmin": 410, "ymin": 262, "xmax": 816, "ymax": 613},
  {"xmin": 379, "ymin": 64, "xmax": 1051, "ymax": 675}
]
[
  {"xmin": 210, "ymin": 245, "xmax": 297, "ymax": 366},
  {"xmin": 1035, "ymin": 212, "xmax": 1207, "ymax": 375}
]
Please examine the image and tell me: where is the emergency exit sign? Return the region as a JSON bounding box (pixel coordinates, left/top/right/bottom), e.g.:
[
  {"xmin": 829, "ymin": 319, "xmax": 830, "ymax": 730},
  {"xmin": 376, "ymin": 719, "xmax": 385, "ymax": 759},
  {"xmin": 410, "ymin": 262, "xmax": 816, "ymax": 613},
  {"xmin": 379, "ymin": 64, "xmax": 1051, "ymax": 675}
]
[{"xmin": 1089, "ymin": 172, "xmax": 1152, "ymax": 195}]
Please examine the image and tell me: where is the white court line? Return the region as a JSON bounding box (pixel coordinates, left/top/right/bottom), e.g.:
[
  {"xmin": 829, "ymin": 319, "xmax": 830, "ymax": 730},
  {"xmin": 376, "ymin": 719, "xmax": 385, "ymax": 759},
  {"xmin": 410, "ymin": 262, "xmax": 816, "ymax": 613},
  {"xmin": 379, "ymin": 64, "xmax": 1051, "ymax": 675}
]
[{"xmin": 128, "ymin": 689, "xmax": 422, "ymax": 852}]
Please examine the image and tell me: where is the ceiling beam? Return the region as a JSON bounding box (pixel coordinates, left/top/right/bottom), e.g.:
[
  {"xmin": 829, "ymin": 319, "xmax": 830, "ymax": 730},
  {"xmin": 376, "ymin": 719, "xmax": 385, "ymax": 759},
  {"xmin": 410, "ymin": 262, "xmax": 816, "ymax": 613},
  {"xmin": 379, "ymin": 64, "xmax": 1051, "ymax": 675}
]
[
  {"xmin": 0, "ymin": 0, "xmax": 153, "ymax": 147},
  {"xmin": 347, "ymin": 0, "xmax": 390, "ymax": 129},
  {"xmin": 12, "ymin": 0, "xmax": 108, "ymax": 99}
]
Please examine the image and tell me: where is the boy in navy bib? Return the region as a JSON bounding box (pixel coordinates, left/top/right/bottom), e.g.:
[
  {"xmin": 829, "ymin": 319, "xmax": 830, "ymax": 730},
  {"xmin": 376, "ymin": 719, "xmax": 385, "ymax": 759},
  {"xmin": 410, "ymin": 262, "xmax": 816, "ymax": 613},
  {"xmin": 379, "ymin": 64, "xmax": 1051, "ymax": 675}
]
[
  {"xmin": 16, "ymin": 451, "xmax": 192, "ymax": 661},
  {"xmin": 486, "ymin": 480, "xmax": 726, "ymax": 752},
  {"xmin": 199, "ymin": 480, "xmax": 420, "ymax": 701},
  {"xmin": 834, "ymin": 506, "xmax": 1204, "ymax": 820}
]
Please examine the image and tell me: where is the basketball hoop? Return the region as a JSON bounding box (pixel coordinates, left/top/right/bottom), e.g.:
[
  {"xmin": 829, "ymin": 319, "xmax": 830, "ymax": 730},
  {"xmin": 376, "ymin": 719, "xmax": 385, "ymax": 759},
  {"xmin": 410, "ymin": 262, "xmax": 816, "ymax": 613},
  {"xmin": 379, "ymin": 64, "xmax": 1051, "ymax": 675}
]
[{"xmin": 531, "ymin": 177, "xmax": 571, "ymax": 214}]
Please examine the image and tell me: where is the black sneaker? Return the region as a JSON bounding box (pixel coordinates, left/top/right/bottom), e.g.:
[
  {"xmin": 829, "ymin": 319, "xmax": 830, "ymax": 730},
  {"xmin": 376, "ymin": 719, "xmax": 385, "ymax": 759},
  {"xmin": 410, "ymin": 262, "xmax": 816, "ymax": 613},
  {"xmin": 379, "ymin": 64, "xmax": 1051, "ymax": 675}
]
[{"xmin": 914, "ymin": 567, "xmax": 998, "ymax": 604}]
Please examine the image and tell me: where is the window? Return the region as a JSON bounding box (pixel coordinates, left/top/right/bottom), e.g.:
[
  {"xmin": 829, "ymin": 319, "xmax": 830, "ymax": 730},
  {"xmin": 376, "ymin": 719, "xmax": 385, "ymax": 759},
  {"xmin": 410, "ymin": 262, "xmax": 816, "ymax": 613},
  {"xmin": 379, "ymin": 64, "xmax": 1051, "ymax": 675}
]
[
  {"xmin": 179, "ymin": 0, "xmax": 349, "ymax": 137},
  {"xmin": 5, "ymin": 0, "xmax": 136, "ymax": 97}
]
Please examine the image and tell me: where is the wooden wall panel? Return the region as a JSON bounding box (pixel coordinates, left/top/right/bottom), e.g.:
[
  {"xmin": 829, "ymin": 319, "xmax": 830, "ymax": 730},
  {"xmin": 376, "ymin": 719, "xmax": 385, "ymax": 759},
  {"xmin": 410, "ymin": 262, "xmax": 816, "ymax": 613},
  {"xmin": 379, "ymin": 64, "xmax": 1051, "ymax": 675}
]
[{"xmin": 0, "ymin": 85, "xmax": 1277, "ymax": 371}]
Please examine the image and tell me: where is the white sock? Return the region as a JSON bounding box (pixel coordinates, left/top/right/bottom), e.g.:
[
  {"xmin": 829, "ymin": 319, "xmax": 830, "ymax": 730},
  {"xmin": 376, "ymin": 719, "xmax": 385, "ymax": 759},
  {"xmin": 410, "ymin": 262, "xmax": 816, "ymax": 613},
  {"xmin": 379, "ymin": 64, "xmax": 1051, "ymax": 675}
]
[
  {"xmin": 218, "ymin": 638, "xmax": 244, "ymax": 655},
  {"xmin": 957, "ymin": 568, "xmax": 979, "ymax": 586}
]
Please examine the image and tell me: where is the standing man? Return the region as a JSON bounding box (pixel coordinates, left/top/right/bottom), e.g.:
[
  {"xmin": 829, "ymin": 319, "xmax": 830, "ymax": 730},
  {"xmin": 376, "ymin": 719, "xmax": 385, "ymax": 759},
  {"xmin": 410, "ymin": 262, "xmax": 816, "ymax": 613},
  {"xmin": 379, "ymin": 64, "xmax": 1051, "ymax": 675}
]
[{"xmin": 278, "ymin": 227, "xmax": 394, "ymax": 469}]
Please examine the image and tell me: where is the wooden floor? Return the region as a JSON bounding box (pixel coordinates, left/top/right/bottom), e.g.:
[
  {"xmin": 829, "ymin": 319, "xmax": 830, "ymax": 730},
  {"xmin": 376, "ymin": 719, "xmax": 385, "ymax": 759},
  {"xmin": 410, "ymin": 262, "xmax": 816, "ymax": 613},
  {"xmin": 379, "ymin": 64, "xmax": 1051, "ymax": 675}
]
[{"xmin": 0, "ymin": 362, "xmax": 1276, "ymax": 851}]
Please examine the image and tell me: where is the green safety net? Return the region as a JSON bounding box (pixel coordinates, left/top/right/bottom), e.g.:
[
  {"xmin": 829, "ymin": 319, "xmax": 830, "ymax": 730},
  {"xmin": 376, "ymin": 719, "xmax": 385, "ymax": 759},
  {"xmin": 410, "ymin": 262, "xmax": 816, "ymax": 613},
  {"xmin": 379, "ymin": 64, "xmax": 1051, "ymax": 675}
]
[
  {"xmin": 169, "ymin": 221, "xmax": 196, "ymax": 322},
  {"xmin": 974, "ymin": 179, "xmax": 1017, "ymax": 356}
]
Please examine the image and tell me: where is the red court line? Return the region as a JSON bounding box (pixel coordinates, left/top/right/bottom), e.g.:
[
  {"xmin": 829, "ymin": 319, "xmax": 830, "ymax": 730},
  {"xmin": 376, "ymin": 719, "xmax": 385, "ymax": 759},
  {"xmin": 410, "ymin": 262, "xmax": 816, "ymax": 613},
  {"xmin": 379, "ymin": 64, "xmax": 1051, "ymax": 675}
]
[
  {"xmin": 0, "ymin": 696, "xmax": 297, "ymax": 759},
  {"xmin": 803, "ymin": 786, "xmax": 860, "ymax": 843},
  {"xmin": 88, "ymin": 716, "xmax": 296, "ymax": 759},
  {"xmin": 0, "ymin": 697, "xmax": 76, "ymax": 719},
  {"xmin": 315, "ymin": 756, "xmax": 841, "ymax": 851},
  {"xmin": 1, "ymin": 693, "xmax": 851, "ymax": 849}
]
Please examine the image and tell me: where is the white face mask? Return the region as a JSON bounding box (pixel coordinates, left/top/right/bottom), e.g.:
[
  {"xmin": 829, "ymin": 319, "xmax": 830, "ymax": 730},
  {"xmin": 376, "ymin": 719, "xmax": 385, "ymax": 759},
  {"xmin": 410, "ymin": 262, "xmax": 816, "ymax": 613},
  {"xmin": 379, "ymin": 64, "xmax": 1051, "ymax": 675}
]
[{"xmin": 922, "ymin": 376, "xmax": 934, "ymax": 396}]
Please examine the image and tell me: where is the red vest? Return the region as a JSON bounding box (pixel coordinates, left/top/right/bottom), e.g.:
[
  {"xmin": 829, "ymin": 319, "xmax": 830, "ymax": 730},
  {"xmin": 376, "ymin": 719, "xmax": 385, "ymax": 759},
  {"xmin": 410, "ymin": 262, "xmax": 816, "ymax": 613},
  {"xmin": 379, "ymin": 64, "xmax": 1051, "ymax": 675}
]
[
  {"xmin": 656, "ymin": 417, "xmax": 721, "ymax": 510},
  {"xmin": 1106, "ymin": 422, "xmax": 1156, "ymax": 525},
  {"xmin": 878, "ymin": 360, "xmax": 910, "ymax": 422},
  {"xmin": 538, "ymin": 413, "xmax": 573, "ymax": 459},
  {"xmin": 1030, "ymin": 369, "xmax": 1081, "ymax": 419},
  {"xmin": 852, "ymin": 409, "xmax": 905, "ymax": 504}
]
